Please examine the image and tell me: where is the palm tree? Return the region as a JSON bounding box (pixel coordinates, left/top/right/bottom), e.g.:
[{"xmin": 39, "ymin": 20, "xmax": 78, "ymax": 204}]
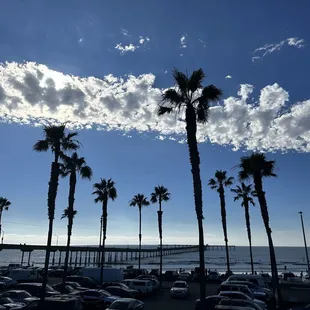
[
  {"xmin": 158, "ymin": 69, "xmax": 222, "ymax": 300},
  {"xmin": 208, "ymin": 170, "xmax": 234, "ymax": 274},
  {"xmin": 231, "ymin": 182, "xmax": 256, "ymax": 274},
  {"xmin": 0, "ymin": 197, "xmax": 11, "ymax": 242},
  {"xmin": 238, "ymin": 153, "xmax": 282, "ymax": 303},
  {"xmin": 59, "ymin": 152, "xmax": 92, "ymax": 284},
  {"xmin": 92, "ymin": 178, "xmax": 117, "ymax": 285},
  {"xmin": 33, "ymin": 124, "xmax": 79, "ymax": 300},
  {"xmin": 150, "ymin": 186, "xmax": 171, "ymax": 287},
  {"xmin": 129, "ymin": 194, "xmax": 150, "ymax": 269}
]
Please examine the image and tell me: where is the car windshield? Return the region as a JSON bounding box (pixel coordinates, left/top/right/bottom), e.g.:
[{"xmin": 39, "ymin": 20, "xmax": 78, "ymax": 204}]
[
  {"xmin": 20, "ymin": 291, "xmax": 32, "ymax": 298},
  {"xmin": 109, "ymin": 301, "xmax": 129, "ymax": 310},
  {"xmin": 173, "ymin": 282, "xmax": 186, "ymax": 288}
]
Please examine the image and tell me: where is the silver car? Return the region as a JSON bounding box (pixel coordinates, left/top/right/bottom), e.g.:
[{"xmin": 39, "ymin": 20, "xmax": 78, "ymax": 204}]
[{"xmin": 170, "ymin": 281, "xmax": 189, "ymax": 299}]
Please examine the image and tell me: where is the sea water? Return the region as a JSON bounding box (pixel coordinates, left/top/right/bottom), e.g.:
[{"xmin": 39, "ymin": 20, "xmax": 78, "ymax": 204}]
[{"xmin": 0, "ymin": 246, "xmax": 308, "ymax": 274}]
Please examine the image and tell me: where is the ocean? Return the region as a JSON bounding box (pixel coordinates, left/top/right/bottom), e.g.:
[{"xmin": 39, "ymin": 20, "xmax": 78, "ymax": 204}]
[{"xmin": 0, "ymin": 246, "xmax": 309, "ymax": 274}]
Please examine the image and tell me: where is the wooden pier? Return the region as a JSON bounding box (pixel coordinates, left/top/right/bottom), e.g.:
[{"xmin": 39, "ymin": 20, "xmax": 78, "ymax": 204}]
[{"xmin": 0, "ymin": 243, "xmax": 236, "ymax": 267}]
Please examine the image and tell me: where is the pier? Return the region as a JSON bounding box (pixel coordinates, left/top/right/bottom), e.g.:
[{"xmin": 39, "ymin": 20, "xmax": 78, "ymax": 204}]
[{"xmin": 0, "ymin": 243, "xmax": 236, "ymax": 267}]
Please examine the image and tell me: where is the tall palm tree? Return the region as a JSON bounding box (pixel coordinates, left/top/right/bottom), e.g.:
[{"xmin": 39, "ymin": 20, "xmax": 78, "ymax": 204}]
[
  {"xmin": 208, "ymin": 170, "xmax": 234, "ymax": 274},
  {"xmin": 158, "ymin": 69, "xmax": 222, "ymax": 300},
  {"xmin": 0, "ymin": 197, "xmax": 11, "ymax": 242},
  {"xmin": 238, "ymin": 153, "xmax": 282, "ymax": 303},
  {"xmin": 59, "ymin": 152, "xmax": 92, "ymax": 284},
  {"xmin": 92, "ymin": 178, "xmax": 117, "ymax": 285},
  {"xmin": 129, "ymin": 194, "xmax": 150, "ymax": 269},
  {"xmin": 231, "ymin": 182, "xmax": 256, "ymax": 274},
  {"xmin": 150, "ymin": 186, "xmax": 171, "ymax": 287},
  {"xmin": 33, "ymin": 124, "xmax": 79, "ymax": 300}
]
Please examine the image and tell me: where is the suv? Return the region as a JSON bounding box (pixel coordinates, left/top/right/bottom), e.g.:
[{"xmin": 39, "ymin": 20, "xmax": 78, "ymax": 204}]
[{"xmin": 16, "ymin": 283, "xmax": 60, "ymax": 297}]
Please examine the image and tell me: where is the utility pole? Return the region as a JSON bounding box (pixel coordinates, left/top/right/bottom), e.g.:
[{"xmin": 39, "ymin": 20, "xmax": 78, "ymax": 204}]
[{"xmin": 299, "ymin": 211, "xmax": 310, "ymax": 274}]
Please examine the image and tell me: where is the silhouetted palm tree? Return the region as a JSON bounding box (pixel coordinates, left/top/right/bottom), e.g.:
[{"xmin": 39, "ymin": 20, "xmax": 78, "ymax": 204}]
[
  {"xmin": 130, "ymin": 194, "xmax": 150, "ymax": 269},
  {"xmin": 92, "ymin": 178, "xmax": 117, "ymax": 284},
  {"xmin": 158, "ymin": 69, "xmax": 222, "ymax": 300},
  {"xmin": 60, "ymin": 152, "xmax": 92, "ymax": 283},
  {"xmin": 239, "ymin": 153, "xmax": 282, "ymax": 303},
  {"xmin": 208, "ymin": 170, "xmax": 234, "ymax": 274},
  {"xmin": 231, "ymin": 182, "xmax": 256, "ymax": 274},
  {"xmin": 33, "ymin": 125, "xmax": 79, "ymax": 300},
  {"xmin": 150, "ymin": 186, "xmax": 171, "ymax": 287},
  {"xmin": 0, "ymin": 197, "xmax": 11, "ymax": 242}
]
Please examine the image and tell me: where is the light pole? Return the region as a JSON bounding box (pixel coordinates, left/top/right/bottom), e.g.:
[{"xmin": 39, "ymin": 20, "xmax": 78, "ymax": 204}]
[{"xmin": 299, "ymin": 212, "xmax": 310, "ymax": 274}]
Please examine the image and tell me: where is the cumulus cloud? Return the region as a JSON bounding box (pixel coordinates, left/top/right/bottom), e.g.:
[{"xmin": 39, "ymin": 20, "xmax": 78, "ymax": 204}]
[
  {"xmin": 115, "ymin": 43, "xmax": 139, "ymax": 54},
  {"xmin": 180, "ymin": 34, "xmax": 187, "ymax": 48},
  {"xmin": 225, "ymin": 75, "xmax": 232, "ymax": 79},
  {"xmin": 252, "ymin": 37, "xmax": 305, "ymax": 61},
  {"xmin": 1, "ymin": 62, "xmax": 310, "ymax": 152}
]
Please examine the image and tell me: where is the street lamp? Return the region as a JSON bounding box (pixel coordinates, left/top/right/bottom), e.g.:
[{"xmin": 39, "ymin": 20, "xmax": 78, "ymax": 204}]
[{"xmin": 299, "ymin": 212, "xmax": 310, "ymax": 274}]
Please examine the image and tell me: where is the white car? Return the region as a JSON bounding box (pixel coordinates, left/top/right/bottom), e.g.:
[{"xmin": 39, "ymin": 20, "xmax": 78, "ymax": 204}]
[
  {"xmin": 218, "ymin": 291, "xmax": 266, "ymax": 309},
  {"xmin": 0, "ymin": 276, "xmax": 17, "ymax": 288},
  {"xmin": 0, "ymin": 290, "xmax": 34, "ymax": 304},
  {"xmin": 217, "ymin": 298, "xmax": 265, "ymax": 310},
  {"xmin": 170, "ymin": 281, "xmax": 189, "ymax": 299}
]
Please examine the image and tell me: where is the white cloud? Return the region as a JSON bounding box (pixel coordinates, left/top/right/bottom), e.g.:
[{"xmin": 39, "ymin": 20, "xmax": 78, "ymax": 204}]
[
  {"xmin": 225, "ymin": 75, "xmax": 232, "ymax": 79},
  {"xmin": 180, "ymin": 34, "xmax": 187, "ymax": 48},
  {"xmin": 139, "ymin": 36, "xmax": 150, "ymax": 45},
  {"xmin": 121, "ymin": 28, "xmax": 129, "ymax": 36},
  {"xmin": 1, "ymin": 62, "xmax": 310, "ymax": 153},
  {"xmin": 253, "ymin": 37, "xmax": 305, "ymax": 61},
  {"xmin": 115, "ymin": 43, "xmax": 139, "ymax": 54},
  {"xmin": 198, "ymin": 39, "xmax": 206, "ymax": 48}
]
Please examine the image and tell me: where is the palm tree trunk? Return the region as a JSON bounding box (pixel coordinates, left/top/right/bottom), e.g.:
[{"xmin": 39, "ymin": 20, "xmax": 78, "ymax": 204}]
[
  {"xmin": 0, "ymin": 209, "xmax": 2, "ymax": 241},
  {"xmin": 138, "ymin": 205, "xmax": 142, "ymax": 269},
  {"xmin": 158, "ymin": 198, "xmax": 163, "ymax": 288},
  {"xmin": 98, "ymin": 217, "xmax": 102, "ymax": 266},
  {"xmin": 62, "ymin": 172, "xmax": 76, "ymax": 284},
  {"xmin": 185, "ymin": 106, "xmax": 206, "ymax": 303},
  {"xmin": 100, "ymin": 199, "xmax": 108, "ymax": 285},
  {"xmin": 219, "ymin": 186, "xmax": 230, "ymax": 273},
  {"xmin": 41, "ymin": 160, "xmax": 60, "ymax": 301},
  {"xmin": 244, "ymin": 200, "xmax": 254, "ymax": 274},
  {"xmin": 254, "ymin": 175, "xmax": 282, "ymax": 306}
]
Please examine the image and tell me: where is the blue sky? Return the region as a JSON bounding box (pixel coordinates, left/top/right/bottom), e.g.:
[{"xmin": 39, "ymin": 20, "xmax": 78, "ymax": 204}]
[{"xmin": 0, "ymin": 0, "xmax": 310, "ymax": 246}]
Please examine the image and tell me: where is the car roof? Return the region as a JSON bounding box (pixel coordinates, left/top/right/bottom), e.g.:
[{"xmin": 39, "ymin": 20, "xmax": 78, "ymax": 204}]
[
  {"xmin": 113, "ymin": 298, "xmax": 136, "ymax": 302},
  {"xmin": 229, "ymin": 275, "xmax": 263, "ymax": 279},
  {"xmin": 173, "ymin": 280, "xmax": 187, "ymax": 283},
  {"xmin": 222, "ymin": 283, "xmax": 249, "ymax": 288},
  {"xmin": 220, "ymin": 291, "xmax": 247, "ymax": 296},
  {"xmin": 17, "ymin": 283, "xmax": 42, "ymax": 286},
  {"xmin": 2, "ymin": 290, "xmax": 29, "ymax": 293}
]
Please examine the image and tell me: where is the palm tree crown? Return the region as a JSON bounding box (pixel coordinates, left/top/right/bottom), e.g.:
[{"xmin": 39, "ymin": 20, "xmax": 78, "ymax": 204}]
[
  {"xmin": 130, "ymin": 194, "xmax": 150, "ymax": 208},
  {"xmin": 61, "ymin": 208, "xmax": 78, "ymax": 219},
  {"xmin": 158, "ymin": 68, "xmax": 222, "ymax": 123},
  {"xmin": 33, "ymin": 124, "xmax": 80, "ymax": 158},
  {"xmin": 92, "ymin": 178, "xmax": 117, "ymax": 202},
  {"xmin": 150, "ymin": 186, "xmax": 171, "ymax": 205},
  {"xmin": 231, "ymin": 183, "xmax": 256, "ymax": 207},
  {"xmin": 0, "ymin": 197, "xmax": 11, "ymax": 211},
  {"xmin": 60, "ymin": 152, "xmax": 93, "ymax": 180},
  {"xmin": 239, "ymin": 153, "xmax": 277, "ymax": 181},
  {"xmin": 208, "ymin": 170, "xmax": 234, "ymax": 190}
]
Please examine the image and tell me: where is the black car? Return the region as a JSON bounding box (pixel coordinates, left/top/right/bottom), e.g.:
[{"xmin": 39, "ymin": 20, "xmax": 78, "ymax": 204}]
[
  {"xmin": 17, "ymin": 295, "xmax": 83, "ymax": 310},
  {"xmin": 164, "ymin": 271, "xmax": 179, "ymax": 281},
  {"xmin": 16, "ymin": 283, "xmax": 60, "ymax": 298},
  {"xmin": 66, "ymin": 276, "xmax": 98, "ymax": 289},
  {"xmin": 106, "ymin": 298, "xmax": 144, "ymax": 310},
  {"xmin": 101, "ymin": 282, "xmax": 129, "ymax": 290},
  {"xmin": 52, "ymin": 283, "xmax": 81, "ymax": 295},
  {"xmin": 195, "ymin": 295, "xmax": 228, "ymax": 310},
  {"xmin": 104, "ymin": 286, "xmax": 140, "ymax": 299}
]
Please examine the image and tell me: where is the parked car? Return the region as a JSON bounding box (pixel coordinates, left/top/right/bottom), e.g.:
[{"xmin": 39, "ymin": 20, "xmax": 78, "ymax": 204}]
[
  {"xmin": 280, "ymin": 272, "xmax": 295, "ymax": 281},
  {"xmin": 14, "ymin": 295, "xmax": 83, "ymax": 310},
  {"xmin": 122, "ymin": 280, "xmax": 153, "ymax": 296},
  {"xmin": 195, "ymin": 295, "xmax": 228, "ymax": 310},
  {"xmin": 217, "ymin": 298, "xmax": 265, "ymax": 310},
  {"xmin": 106, "ymin": 298, "xmax": 144, "ymax": 310},
  {"xmin": 164, "ymin": 271, "xmax": 178, "ymax": 281},
  {"xmin": 77, "ymin": 267, "xmax": 123, "ymax": 283},
  {"xmin": 135, "ymin": 276, "xmax": 159, "ymax": 291},
  {"xmin": 149, "ymin": 269, "xmax": 159, "ymax": 279},
  {"xmin": 51, "ymin": 283, "xmax": 81, "ymax": 295},
  {"xmin": 218, "ymin": 291, "xmax": 267, "ymax": 309},
  {"xmin": 0, "ymin": 296, "xmax": 26, "ymax": 309},
  {"xmin": 178, "ymin": 272, "xmax": 192, "ymax": 281},
  {"xmin": 0, "ymin": 290, "xmax": 33, "ymax": 304},
  {"xmin": 0, "ymin": 277, "xmax": 17, "ymax": 288},
  {"xmin": 170, "ymin": 281, "xmax": 189, "ymax": 299},
  {"xmin": 2, "ymin": 269, "xmax": 39, "ymax": 283},
  {"xmin": 218, "ymin": 283, "xmax": 256, "ymax": 299},
  {"xmin": 227, "ymin": 275, "xmax": 268, "ymax": 289},
  {"xmin": 80, "ymin": 289, "xmax": 119, "ymax": 308},
  {"xmin": 16, "ymin": 283, "xmax": 60, "ymax": 298},
  {"xmin": 102, "ymin": 282, "xmax": 129, "ymax": 290},
  {"xmin": 123, "ymin": 269, "xmax": 148, "ymax": 280},
  {"xmin": 65, "ymin": 276, "xmax": 98, "ymax": 289},
  {"xmin": 208, "ymin": 271, "xmax": 220, "ymax": 282},
  {"xmin": 104, "ymin": 286, "xmax": 141, "ymax": 299},
  {"xmin": 64, "ymin": 282, "xmax": 88, "ymax": 291}
]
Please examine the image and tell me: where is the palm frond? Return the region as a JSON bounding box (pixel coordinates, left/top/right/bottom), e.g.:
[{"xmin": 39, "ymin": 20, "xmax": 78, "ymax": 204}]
[
  {"xmin": 208, "ymin": 178, "xmax": 217, "ymax": 190},
  {"xmin": 202, "ymin": 85, "xmax": 223, "ymax": 101},
  {"xmin": 196, "ymin": 100, "xmax": 209, "ymax": 123},
  {"xmin": 150, "ymin": 193, "xmax": 157, "ymax": 204},
  {"xmin": 0, "ymin": 197, "xmax": 11, "ymax": 210},
  {"xmin": 33, "ymin": 140, "xmax": 49, "ymax": 152},
  {"xmin": 80, "ymin": 166, "xmax": 92, "ymax": 179},
  {"xmin": 188, "ymin": 69, "xmax": 205, "ymax": 92},
  {"xmin": 158, "ymin": 106, "xmax": 173, "ymax": 116},
  {"xmin": 172, "ymin": 69, "xmax": 188, "ymax": 94},
  {"xmin": 224, "ymin": 176, "xmax": 234, "ymax": 187},
  {"xmin": 162, "ymin": 89, "xmax": 183, "ymax": 104}
]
